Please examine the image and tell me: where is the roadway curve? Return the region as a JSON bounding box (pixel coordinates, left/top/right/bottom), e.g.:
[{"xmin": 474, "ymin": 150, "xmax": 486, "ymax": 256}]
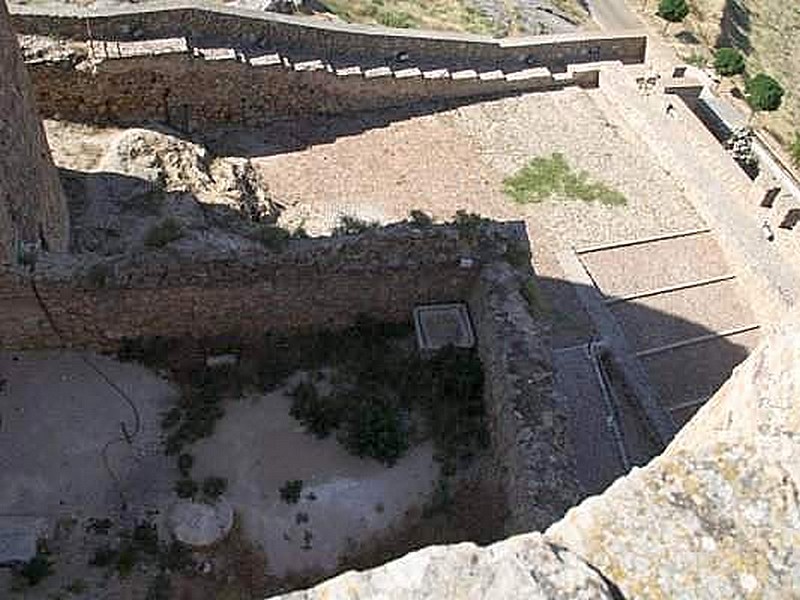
[{"xmin": 585, "ymin": 0, "xmax": 641, "ymax": 30}]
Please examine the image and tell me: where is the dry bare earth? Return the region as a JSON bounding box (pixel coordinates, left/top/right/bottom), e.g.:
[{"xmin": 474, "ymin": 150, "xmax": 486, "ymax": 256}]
[{"xmin": 634, "ymin": 0, "xmax": 799, "ymax": 149}]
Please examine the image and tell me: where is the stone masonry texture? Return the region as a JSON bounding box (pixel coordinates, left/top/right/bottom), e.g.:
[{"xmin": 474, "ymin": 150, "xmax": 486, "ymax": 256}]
[{"xmin": 0, "ymin": 0, "xmax": 68, "ymax": 265}]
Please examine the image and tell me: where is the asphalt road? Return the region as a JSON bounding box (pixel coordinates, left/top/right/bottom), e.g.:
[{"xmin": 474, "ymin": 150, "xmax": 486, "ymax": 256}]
[{"xmin": 585, "ymin": 0, "xmax": 641, "ymax": 30}]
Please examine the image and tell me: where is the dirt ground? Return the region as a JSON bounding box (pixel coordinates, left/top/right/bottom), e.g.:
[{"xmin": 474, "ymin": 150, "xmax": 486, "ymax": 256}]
[{"xmin": 190, "ymin": 373, "xmax": 441, "ymax": 578}]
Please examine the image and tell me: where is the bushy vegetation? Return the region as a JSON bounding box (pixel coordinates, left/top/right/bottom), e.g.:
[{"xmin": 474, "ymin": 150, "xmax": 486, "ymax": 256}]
[
  {"xmin": 322, "ymin": 0, "xmax": 494, "ymax": 35},
  {"xmin": 279, "ymin": 479, "xmax": 304, "ymax": 504},
  {"xmin": 290, "ymin": 380, "xmax": 341, "ymax": 438},
  {"xmin": 332, "ymin": 215, "xmax": 380, "ymax": 236},
  {"xmin": 18, "ymin": 551, "xmax": 53, "ymax": 587},
  {"xmin": 88, "ymin": 522, "xmax": 194, "ymax": 589},
  {"xmin": 408, "ymin": 209, "xmax": 434, "ymax": 227},
  {"xmin": 503, "ymin": 153, "xmax": 627, "ymax": 206},
  {"xmin": 201, "ymin": 476, "xmax": 228, "ymax": 501},
  {"xmin": 657, "ymin": 0, "xmax": 689, "ymax": 25},
  {"xmin": 144, "ymin": 218, "xmax": 183, "ymax": 248},
  {"xmin": 89, "ymin": 522, "xmax": 161, "ymax": 578},
  {"xmin": 714, "ymin": 47, "xmax": 746, "ymax": 76},
  {"xmin": 287, "ymin": 326, "xmax": 486, "ymax": 469},
  {"xmin": 746, "ymin": 73, "xmax": 785, "ymax": 111}
]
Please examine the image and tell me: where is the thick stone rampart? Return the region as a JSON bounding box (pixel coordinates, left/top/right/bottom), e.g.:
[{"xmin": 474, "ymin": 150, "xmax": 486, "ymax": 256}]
[
  {"xmin": 0, "ymin": 0, "xmax": 68, "ymax": 265},
  {"xmin": 10, "ymin": 2, "xmax": 646, "ymax": 69},
  {"xmin": 25, "ymin": 50, "xmax": 584, "ymax": 129}
]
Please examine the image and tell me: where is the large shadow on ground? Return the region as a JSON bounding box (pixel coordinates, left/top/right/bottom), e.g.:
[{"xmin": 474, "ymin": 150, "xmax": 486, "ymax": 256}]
[{"xmin": 716, "ymin": 0, "xmax": 752, "ymax": 53}]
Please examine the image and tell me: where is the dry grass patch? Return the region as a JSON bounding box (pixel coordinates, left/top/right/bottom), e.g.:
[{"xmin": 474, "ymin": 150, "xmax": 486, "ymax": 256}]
[{"xmin": 322, "ymin": 0, "xmax": 495, "ymax": 34}]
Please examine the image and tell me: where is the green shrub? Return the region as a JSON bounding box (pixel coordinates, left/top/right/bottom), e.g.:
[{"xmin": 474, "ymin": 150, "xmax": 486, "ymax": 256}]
[
  {"xmin": 202, "ymin": 476, "xmax": 228, "ymax": 501},
  {"xmin": 89, "ymin": 545, "xmax": 118, "ymax": 568},
  {"xmin": 332, "ymin": 215, "xmax": 379, "ymax": 236},
  {"xmin": 746, "ymin": 73, "xmax": 785, "ymax": 111},
  {"xmin": 338, "ymin": 397, "xmax": 409, "ymax": 466},
  {"xmin": 289, "ymin": 380, "xmax": 342, "ymax": 438},
  {"xmin": 452, "ymin": 209, "xmax": 489, "ymax": 243},
  {"xmin": 408, "ymin": 209, "xmax": 434, "ymax": 227},
  {"xmin": 175, "ymin": 478, "xmax": 198, "ymax": 499},
  {"xmin": 657, "ymin": 0, "xmax": 689, "ymax": 23},
  {"xmin": 279, "ymin": 479, "xmax": 304, "ymax": 504},
  {"xmin": 253, "ymin": 224, "xmax": 291, "ymax": 251},
  {"xmin": 177, "ymin": 453, "xmax": 194, "ymax": 477},
  {"xmin": 376, "ymin": 9, "xmax": 416, "ymax": 28},
  {"xmin": 503, "ymin": 153, "xmax": 626, "ymax": 206},
  {"xmin": 714, "ymin": 47, "xmax": 745, "ymax": 76},
  {"xmin": 19, "ymin": 553, "xmax": 53, "ymax": 586},
  {"xmin": 144, "ymin": 218, "xmax": 183, "ymax": 248},
  {"xmin": 86, "ymin": 262, "xmax": 112, "ymax": 288}
]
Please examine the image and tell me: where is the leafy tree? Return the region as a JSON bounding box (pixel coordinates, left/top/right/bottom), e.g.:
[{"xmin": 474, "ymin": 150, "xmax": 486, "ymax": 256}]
[
  {"xmin": 746, "ymin": 73, "xmax": 785, "ymax": 112},
  {"xmin": 714, "ymin": 47, "xmax": 745, "ymax": 76},
  {"xmin": 657, "ymin": 0, "xmax": 689, "ymax": 32}
]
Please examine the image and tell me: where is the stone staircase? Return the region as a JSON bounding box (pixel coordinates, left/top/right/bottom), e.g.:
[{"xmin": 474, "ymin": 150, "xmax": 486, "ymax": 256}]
[{"xmin": 89, "ymin": 35, "xmax": 599, "ymax": 91}]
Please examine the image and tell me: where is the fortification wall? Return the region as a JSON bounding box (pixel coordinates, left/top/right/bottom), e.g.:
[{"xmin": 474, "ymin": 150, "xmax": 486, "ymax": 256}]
[
  {"xmin": 0, "ymin": 0, "xmax": 68, "ymax": 265},
  {"xmin": 0, "ymin": 224, "xmax": 507, "ymax": 350},
  {"xmin": 470, "ymin": 262, "xmax": 581, "ymax": 533},
  {"xmin": 26, "ymin": 52, "xmax": 581, "ymax": 130},
  {"xmin": 11, "ymin": 2, "xmax": 646, "ymax": 69},
  {"xmin": 0, "ymin": 222, "xmax": 576, "ymax": 534}
]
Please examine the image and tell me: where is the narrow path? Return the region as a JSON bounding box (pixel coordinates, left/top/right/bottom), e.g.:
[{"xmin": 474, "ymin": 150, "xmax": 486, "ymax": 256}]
[{"xmin": 585, "ymin": 0, "xmax": 641, "ymax": 31}]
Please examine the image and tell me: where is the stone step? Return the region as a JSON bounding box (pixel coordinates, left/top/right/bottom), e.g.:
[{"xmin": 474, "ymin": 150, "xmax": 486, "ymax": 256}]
[
  {"xmin": 422, "ymin": 68, "xmax": 450, "ymax": 80},
  {"xmin": 248, "ymin": 52, "xmax": 282, "ymax": 67},
  {"xmin": 364, "ymin": 66, "xmax": 393, "ymax": 79},
  {"xmin": 394, "ymin": 67, "xmax": 422, "ymax": 79},
  {"xmin": 335, "ymin": 65, "xmax": 363, "ymax": 77},
  {"xmin": 505, "ymin": 67, "xmax": 551, "ymax": 82},
  {"xmin": 478, "ymin": 69, "xmax": 505, "ymax": 81},
  {"xmin": 293, "ymin": 58, "xmax": 326, "ymax": 72},
  {"xmin": 195, "ymin": 47, "xmax": 238, "ymax": 62},
  {"xmin": 451, "ymin": 69, "xmax": 478, "ymax": 81}
]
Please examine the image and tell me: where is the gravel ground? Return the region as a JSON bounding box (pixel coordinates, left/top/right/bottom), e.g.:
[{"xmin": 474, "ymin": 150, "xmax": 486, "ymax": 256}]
[
  {"xmin": 642, "ymin": 328, "xmax": 762, "ymax": 424},
  {"xmin": 609, "ymin": 279, "xmax": 756, "ymax": 352},
  {"xmin": 579, "ymin": 232, "xmax": 731, "ymax": 297}
]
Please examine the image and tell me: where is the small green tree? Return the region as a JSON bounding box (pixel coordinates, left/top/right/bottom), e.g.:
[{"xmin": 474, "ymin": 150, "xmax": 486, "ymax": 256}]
[
  {"xmin": 713, "ymin": 47, "xmax": 745, "ymax": 76},
  {"xmin": 657, "ymin": 0, "xmax": 689, "ymax": 32},
  {"xmin": 788, "ymin": 134, "xmax": 800, "ymax": 167},
  {"xmin": 746, "ymin": 73, "xmax": 785, "ymax": 112}
]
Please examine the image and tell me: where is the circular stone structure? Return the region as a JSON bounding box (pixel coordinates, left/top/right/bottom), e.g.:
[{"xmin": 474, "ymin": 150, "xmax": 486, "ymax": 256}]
[{"xmin": 168, "ymin": 498, "xmax": 234, "ymax": 547}]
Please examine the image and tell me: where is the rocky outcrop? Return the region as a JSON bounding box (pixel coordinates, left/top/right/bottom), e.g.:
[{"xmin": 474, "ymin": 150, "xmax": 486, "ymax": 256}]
[
  {"xmin": 271, "ymin": 321, "xmax": 800, "ymax": 599},
  {"xmin": 278, "ymin": 533, "xmax": 622, "ymax": 599},
  {"xmin": 546, "ymin": 322, "xmax": 800, "ymax": 599}
]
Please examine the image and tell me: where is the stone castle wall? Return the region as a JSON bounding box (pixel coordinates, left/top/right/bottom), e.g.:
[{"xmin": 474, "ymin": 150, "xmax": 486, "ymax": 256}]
[
  {"xmin": 11, "ymin": 2, "xmax": 646, "ymax": 69},
  {"xmin": 0, "ymin": 0, "xmax": 68, "ymax": 265},
  {"xmin": 0, "ymin": 225, "xmax": 487, "ymax": 350},
  {"xmin": 0, "ymin": 222, "xmax": 578, "ymax": 535},
  {"xmin": 25, "ymin": 51, "xmax": 590, "ymax": 130},
  {"xmin": 12, "ymin": 2, "xmax": 643, "ymax": 129}
]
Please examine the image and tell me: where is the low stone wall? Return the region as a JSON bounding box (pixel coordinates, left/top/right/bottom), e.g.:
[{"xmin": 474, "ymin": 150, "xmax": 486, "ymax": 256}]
[
  {"xmin": 26, "ymin": 51, "xmax": 578, "ymax": 130},
  {"xmin": 470, "ymin": 261, "xmax": 581, "ymax": 534},
  {"xmin": 11, "ymin": 1, "xmax": 646, "ymax": 70},
  {"xmin": 1, "ymin": 224, "xmax": 498, "ymax": 350}
]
